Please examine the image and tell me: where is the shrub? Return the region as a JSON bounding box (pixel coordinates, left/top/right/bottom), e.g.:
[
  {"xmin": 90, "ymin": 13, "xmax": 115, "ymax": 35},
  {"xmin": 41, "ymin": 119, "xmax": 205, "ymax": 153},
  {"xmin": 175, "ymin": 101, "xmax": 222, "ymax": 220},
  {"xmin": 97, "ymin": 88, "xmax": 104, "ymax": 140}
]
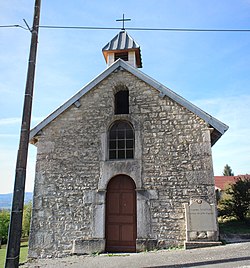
[
  {"xmin": 218, "ymin": 177, "xmax": 250, "ymax": 221},
  {"xmin": 0, "ymin": 209, "xmax": 10, "ymax": 246}
]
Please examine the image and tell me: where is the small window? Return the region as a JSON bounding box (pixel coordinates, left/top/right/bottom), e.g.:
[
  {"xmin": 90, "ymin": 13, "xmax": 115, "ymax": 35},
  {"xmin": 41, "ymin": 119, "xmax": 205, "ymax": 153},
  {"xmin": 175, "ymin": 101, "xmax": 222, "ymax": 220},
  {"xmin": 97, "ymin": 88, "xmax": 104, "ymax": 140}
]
[
  {"xmin": 115, "ymin": 52, "xmax": 128, "ymax": 61},
  {"xmin": 115, "ymin": 90, "xmax": 129, "ymax": 114},
  {"xmin": 109, "ymin": 121, "xmax": 134, "ymax": 160}
]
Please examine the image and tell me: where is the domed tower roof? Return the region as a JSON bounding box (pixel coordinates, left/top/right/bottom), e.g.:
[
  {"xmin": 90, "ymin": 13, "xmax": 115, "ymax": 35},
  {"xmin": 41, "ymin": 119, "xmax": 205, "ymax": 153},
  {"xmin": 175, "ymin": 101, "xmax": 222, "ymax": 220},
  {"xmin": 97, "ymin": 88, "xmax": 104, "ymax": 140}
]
[{"xmin": 102, "ymin": 31, "xmax": 142, "ymax": 68}]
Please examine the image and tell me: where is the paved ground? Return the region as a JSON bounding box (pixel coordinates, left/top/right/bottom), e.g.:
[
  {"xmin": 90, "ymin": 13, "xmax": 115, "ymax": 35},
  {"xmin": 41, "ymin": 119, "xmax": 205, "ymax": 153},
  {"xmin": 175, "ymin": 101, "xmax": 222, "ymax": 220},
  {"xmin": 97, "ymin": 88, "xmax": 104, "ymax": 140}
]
[{"xmin": 22, "ymin": 242, "xmax": 250, "ymax": 268}]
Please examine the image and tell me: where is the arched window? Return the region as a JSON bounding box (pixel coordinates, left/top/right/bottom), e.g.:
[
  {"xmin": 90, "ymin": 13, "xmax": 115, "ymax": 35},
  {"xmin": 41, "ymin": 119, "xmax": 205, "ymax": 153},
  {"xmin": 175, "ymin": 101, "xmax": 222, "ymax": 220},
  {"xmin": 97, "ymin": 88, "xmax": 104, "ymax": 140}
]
[
  {"xmin": 109, "ymin": 121, "xmax": 134, "ymax": 160},
  {"xmin": 115, "ymin": 90, "xmax": 129, "ymax": 114}
]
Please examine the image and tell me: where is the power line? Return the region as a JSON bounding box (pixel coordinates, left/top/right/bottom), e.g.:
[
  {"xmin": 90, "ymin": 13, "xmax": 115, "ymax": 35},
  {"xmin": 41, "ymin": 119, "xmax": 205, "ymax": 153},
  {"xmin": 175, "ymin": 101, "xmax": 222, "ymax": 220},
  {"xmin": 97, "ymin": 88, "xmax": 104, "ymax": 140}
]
[
  {"xmin": 0, "ymin": 24, "xmax": 29, "ymax": 30},
  {"xmin": 40, "ymin": 25, "xmax": 122, "ymax": 30},
  {"xmin": 1, "ymin": 24, "xmax": 250, "ymax": 32},
  {"xmin": 39, "ymin": 25, "xmax": 250, "ymax": 32}
]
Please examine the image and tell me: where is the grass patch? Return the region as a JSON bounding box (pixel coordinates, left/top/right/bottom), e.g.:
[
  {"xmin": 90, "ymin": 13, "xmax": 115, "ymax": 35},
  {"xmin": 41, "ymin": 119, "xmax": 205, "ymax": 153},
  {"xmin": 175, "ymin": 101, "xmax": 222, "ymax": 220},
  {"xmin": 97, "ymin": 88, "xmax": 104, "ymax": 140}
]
[
  {"xmin": 167, "ymin": 245, "xmax": 184, "ymax": 251},
  {"xmin": 219, "ymin": 217, "xmax": 250, "ymax": 234},
  {"xmin": 105, "ymin": 253, "xmax": 130, "ymax": 257},
  {"xmin": 0, "ymin": 242, "xmax": 28, "ymax": 267},
  {"xmin": 0, "ymin": 246, "xmax": 6, "ymax": 267}
]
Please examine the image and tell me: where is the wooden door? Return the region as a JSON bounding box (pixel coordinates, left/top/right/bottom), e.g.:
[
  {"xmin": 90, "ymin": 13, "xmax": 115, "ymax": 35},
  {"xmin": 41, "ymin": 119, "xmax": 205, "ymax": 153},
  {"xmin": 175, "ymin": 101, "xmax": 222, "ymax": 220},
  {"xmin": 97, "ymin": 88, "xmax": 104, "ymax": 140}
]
[{"xmin": 105, "ymin": 175, "xmax": 137, "ymax": 252}]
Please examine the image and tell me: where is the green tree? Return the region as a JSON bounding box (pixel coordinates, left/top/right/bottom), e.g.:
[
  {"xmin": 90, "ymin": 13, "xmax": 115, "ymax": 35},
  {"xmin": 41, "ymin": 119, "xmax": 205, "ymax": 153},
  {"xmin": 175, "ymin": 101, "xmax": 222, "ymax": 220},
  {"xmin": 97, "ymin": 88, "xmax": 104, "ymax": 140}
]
[
  {"xmin": 223, "ymin": 164, "xmax": 234, "ymax": 176},
  {"xmin": 0, "ymin": 209, "xmax": 10, "ymax": 247},
  {"xmin": 218, "ymin": 177, "xmax": 250, "ymax": 221},
  {"xmin": 22, "ymin": 201, "xmax": 32, "ymax": 238}
]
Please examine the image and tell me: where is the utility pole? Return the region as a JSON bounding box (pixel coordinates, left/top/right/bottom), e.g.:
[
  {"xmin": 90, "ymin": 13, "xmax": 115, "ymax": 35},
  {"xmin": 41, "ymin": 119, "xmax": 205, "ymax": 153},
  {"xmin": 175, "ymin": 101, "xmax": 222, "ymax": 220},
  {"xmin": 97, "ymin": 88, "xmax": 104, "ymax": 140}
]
[{"xmin": 5, "ymin": 0, "xmax": 41, "ymax": 267}]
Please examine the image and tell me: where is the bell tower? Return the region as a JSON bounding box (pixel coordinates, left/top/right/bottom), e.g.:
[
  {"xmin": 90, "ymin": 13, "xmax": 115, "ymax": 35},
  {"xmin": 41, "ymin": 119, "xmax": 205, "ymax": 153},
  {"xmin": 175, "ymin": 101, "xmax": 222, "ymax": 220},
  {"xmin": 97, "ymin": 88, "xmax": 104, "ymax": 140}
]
[{"xmin": 102, "ymin": 30, "xmax": 142, "ymax": 68}]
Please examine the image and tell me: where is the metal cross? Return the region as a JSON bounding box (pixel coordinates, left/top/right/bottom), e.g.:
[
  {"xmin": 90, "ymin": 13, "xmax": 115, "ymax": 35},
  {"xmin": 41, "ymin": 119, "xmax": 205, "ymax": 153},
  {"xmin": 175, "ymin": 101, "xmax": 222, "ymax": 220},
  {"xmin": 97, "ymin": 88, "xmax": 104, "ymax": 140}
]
[{"xmin": 116, "ymin": 14, "xmax": 131, "ymax": 31}]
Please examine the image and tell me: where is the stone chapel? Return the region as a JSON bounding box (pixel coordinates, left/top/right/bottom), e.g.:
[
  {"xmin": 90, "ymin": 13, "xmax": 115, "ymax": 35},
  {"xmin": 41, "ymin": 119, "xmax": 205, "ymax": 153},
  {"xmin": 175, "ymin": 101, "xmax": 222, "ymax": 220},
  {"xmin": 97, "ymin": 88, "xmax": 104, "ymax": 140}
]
[{"xmin": 28, "ymin": 31, "xmax": 228, "ymax": 258}]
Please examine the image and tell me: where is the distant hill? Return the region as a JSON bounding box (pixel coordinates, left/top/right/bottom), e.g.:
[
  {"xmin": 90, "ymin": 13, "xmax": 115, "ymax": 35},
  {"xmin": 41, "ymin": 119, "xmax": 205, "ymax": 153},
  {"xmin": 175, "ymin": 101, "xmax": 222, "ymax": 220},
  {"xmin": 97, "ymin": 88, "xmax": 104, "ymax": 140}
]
[{"xmin": 0, "ymin": 192, "xmax": 33, "ymax": 210}]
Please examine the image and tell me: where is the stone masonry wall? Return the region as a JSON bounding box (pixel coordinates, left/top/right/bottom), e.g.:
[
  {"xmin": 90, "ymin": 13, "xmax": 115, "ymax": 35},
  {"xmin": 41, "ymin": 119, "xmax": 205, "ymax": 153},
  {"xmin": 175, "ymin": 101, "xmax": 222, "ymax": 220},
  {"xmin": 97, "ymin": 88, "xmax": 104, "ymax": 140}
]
[{"xmin": 29, "ymin": 69, "xmax": 216, "ymax": 257}]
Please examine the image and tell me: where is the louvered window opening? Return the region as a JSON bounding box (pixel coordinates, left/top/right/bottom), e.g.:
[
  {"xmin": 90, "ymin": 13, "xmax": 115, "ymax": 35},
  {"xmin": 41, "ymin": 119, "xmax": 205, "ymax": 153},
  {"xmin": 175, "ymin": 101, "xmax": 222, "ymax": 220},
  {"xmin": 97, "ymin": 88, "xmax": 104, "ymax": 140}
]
[
  {"xmin": 109, "ymin": 121, "xmax": 134, "ymax": 160},
  {"xmin": 115, "ymin": 52, "xmax": 128, "ymax": 61}
]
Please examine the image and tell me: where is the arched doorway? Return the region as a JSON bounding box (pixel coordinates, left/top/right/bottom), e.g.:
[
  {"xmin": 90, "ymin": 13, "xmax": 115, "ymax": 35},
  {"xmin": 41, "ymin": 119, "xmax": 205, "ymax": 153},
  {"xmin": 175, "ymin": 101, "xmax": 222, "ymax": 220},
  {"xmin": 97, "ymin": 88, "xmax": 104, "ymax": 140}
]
[{"xmin": 105, "ymin": 175, "xmax": 137, "ymax": 252}]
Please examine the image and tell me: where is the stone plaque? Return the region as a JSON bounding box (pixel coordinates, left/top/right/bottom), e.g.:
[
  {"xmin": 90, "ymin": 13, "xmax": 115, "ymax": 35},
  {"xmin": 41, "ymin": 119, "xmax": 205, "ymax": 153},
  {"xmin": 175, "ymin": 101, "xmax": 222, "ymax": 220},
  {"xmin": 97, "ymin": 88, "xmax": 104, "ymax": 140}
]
[
  {"xmin": 188, "ymin": 199, "xmax": 216, "ymax": 231},
  {"xmin": 184, "ymin": 199, "xmax": 218, "ymax": 242}
]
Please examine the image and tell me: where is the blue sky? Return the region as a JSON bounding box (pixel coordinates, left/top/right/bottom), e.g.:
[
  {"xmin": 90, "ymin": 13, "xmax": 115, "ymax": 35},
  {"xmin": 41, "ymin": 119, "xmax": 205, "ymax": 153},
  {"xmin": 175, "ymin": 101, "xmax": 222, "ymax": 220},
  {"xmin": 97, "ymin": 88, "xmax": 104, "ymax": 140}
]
[{"xmin": 0, "ymin": 0, "xmax": 250, "ymax": 193}]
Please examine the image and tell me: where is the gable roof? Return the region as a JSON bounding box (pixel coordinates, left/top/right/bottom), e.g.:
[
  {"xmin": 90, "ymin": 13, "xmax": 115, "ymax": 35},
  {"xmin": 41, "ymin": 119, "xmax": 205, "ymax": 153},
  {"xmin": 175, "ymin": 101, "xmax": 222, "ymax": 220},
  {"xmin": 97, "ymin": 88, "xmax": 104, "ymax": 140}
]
[
  {"xmin": 214, "ymin": 176, "xmax": 238, "ymax": 191},
  {"xmin": 214, "ymin": 175, "xmax": 250, "ymax": 190},
  {"xmin": 30, "ymin": 59, "xmax": 228, "ymax": 145}
]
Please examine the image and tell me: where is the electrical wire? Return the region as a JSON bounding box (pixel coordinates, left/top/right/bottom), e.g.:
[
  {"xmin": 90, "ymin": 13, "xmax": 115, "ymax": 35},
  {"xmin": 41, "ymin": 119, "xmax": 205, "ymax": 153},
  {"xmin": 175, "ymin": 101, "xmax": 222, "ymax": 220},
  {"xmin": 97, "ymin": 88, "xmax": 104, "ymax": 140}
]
[
  {"xmin": 39, "ymin": 25, "xmax": 250, "ymax": 32},
  {"xmin": 0, "ymin": 24, "xmax": 29, "ymax": 30},
  {"xmin": 1, "ymin": 24, "xmax": 250, "ymax": 32}
]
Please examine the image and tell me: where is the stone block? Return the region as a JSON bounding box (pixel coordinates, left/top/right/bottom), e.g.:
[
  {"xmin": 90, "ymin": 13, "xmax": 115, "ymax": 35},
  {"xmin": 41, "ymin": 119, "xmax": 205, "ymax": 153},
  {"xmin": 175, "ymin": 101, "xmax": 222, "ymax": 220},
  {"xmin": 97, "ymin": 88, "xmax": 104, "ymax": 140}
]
[
  {"xmin": 136, "ymin": 238, "xmax": 158, "ymax": 252},
  {"xmin": 72, "ymin": 238, "xmax": 105, "ymax": 255},
  {"xmin": 184, "ymin": 241, "xmax": 222, "ymax": 249}
]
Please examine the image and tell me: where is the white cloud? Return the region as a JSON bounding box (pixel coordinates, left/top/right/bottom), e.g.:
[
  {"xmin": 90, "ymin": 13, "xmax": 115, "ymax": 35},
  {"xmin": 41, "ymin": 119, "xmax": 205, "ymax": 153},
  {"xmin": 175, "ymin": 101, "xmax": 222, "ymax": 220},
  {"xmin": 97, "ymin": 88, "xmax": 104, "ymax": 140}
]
[
  {"xmin": 0, "ymin": 117, "xmax": 20, "ymax": 126},
  {"xmin": 194, "ymin": 95, "xmax": 250, "ymax": 176},
  {"xmin": 0, "ymin": 116, "xmax": 44, "ymax": 126},
  {"xmin": 0, "ymin": 134, "xmax": 19, "ymax": 138},
  {"xmin": 0, "ymin": 145, "xmax": 36, "ymax": 194}
]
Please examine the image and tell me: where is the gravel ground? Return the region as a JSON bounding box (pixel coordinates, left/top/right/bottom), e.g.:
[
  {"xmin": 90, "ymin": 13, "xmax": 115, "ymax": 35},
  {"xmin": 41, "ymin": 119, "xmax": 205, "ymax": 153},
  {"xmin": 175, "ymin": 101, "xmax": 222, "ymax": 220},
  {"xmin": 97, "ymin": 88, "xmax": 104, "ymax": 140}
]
[{"xmin": 21, "ymin": 242, "xmax": 250, "ymax": 268}]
